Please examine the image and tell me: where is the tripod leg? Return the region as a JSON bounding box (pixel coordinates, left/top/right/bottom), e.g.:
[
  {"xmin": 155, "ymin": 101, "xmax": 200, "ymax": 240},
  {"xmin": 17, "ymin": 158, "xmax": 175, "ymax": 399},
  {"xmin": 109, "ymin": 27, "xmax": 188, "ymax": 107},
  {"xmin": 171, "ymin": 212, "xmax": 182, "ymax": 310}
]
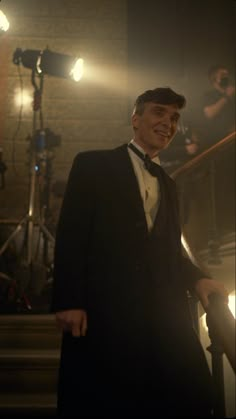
[
  {"xmin": 37, "ymin": 220, "xmax": 55, "ymax": 267},
  {"xmin": 26, "ymin": 217, "xmax": 34, "ymax": 265},
  {"xmin": 26, "ymin": 147, "xmax": 37, "ymax": 265},
  {"xmin": 38, "ymin": 221, "xmax": 55, "ymax": 244},
  {"xmin": 0, "ymin": 216, "xmax": 27, "ymax": 257}
]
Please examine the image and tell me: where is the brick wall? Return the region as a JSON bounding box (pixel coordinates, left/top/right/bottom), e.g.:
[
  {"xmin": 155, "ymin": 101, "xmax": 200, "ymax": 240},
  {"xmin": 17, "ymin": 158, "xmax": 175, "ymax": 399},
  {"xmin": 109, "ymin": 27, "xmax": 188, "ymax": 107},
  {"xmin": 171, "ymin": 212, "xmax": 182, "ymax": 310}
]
[{"xmin": 0, "ymin": 0, "xmax": 131, "ymax": 223}]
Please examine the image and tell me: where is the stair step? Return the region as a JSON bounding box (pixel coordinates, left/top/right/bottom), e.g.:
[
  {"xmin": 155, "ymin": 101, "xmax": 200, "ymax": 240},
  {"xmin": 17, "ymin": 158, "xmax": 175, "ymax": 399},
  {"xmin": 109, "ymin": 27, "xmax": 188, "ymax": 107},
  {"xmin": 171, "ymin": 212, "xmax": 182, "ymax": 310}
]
[
  {"xmin": 0, "ymin": 315, "xmax": 61, "ymax": 396},
  {"xmin": 0, "ymin": 392, "xmax": 57, "ymax": 406},
  {"xmin": 0, "ymin": 392, "xmax": 57, "ymax": 416},
  {"xmin": 0, "ymin": 349, "xmax": 60, "ymax": 366},
  {"xmin": 0, "ymin": 350, "xmax": 59, "ymax": 393},
  {"xmin": 0, "ymin": 314, "xmax": 62, "ymax": 350}
]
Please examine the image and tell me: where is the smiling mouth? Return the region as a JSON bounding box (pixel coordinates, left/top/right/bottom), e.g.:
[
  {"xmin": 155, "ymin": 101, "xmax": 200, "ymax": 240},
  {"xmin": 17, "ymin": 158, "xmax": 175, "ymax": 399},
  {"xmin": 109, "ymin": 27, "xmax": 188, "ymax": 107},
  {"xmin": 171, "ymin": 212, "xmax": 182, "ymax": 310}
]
[{"xmin": 155, "ymin": 131, "xmax": 170, "ymax": 138}]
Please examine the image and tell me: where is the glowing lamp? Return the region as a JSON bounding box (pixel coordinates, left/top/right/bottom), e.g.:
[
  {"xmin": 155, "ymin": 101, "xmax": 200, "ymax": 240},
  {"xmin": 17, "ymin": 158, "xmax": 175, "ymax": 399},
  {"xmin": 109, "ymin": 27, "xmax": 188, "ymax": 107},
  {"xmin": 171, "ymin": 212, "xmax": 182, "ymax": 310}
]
[{"xmin": 13, "ymin": 48, "xmax": 84, "ymax": 82}]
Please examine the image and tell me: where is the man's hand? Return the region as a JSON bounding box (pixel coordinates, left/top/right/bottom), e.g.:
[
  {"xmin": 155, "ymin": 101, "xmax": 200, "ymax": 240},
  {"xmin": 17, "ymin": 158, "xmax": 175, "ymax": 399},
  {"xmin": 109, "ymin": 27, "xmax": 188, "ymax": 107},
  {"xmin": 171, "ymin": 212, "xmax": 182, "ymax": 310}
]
[
  {"xmin": 194, "ymin": 278, "xmax": 229, "ymax": 310},
  {"xmin": 185, "ymin": 142, "xmax": 198, "ymax": 156},
  {"xmin": 55, "ymin": 309, "xmax": 87, "ymax": 337},
  {"xmin": 225, "ymin": 85, "xmax": 235, "ymax": 98}
]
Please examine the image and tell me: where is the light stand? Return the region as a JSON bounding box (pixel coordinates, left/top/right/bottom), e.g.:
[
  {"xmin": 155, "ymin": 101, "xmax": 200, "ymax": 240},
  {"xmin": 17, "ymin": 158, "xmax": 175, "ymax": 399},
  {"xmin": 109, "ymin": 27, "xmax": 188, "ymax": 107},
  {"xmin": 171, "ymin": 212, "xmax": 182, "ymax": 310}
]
[
  {"xmin": 0, "ymin": 69, "xmax": 55, "ymax": 310},
  {"xmin": 0, "ymin": 47, "xmax": 83, "ymax": 311}
]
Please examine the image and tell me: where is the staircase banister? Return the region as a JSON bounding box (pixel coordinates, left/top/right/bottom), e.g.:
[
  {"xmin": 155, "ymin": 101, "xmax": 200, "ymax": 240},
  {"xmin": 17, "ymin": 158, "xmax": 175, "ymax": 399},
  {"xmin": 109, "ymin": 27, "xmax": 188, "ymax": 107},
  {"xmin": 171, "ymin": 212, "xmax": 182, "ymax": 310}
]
[
  {"xmin": 169, "ymin": 133, "xmax": 236, "ymax": 374},
  {"xmin": 171, "ymin": 131, "xmax": 236, "ymax": 181}
]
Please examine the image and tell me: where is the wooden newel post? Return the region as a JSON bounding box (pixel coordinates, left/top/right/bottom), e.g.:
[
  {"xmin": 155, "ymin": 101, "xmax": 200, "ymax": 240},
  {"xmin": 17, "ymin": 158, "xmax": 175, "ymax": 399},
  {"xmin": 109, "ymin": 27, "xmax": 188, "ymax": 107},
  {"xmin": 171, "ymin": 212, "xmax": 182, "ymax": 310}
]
[
  {"xmin": 206, "ymin": 318, "xmax": 226, "ymax": 418},
  {"xmin": 206, "ymin": 293, "xmax": 232, "ymax": 418}
]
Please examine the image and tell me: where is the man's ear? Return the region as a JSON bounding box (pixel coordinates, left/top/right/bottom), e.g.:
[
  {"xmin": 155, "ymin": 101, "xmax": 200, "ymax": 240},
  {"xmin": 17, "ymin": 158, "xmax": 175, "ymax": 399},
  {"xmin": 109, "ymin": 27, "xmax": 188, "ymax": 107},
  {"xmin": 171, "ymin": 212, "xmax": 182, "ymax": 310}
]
[{"xmin": 132, "ymin": 113, "xmax": 140, "ymax": 130}]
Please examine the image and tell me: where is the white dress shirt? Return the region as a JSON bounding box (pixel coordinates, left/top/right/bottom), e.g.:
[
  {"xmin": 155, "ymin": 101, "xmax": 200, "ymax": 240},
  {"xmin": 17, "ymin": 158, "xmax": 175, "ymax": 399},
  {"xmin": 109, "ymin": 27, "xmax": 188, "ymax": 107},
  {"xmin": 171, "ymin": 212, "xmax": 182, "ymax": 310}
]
[{"xmin": 127, "ymin": 140, "xmax": 161, "ymax": 231}]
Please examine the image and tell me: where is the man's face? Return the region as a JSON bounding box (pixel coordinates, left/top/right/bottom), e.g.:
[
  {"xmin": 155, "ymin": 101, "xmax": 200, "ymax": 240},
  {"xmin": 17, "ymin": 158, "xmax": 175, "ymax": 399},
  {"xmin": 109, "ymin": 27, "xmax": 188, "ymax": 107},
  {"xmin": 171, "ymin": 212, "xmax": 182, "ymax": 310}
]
[
  {"xmin": 214, "ymin": 68, "xmax": 229, "ymax": 86},
  {"xmin": 132, "ymin": 102, "xmax": 180, "ymax": 156}
]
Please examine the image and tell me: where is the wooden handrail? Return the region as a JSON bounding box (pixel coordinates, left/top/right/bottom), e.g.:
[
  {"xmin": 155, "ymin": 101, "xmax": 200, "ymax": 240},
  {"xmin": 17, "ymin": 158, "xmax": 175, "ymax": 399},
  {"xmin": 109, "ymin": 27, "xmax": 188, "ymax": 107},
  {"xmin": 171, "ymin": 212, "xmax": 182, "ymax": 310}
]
[
  {"xmin": 171, "ymin": 133, "xmax": 236, "ymax": 376},
  {"xmin": 170, "ymin": 130, "xmax": 235, "ymax": 275},
  {"xmin": 171, "ymin": 131, "xmax": 236, "ymax": 180}
]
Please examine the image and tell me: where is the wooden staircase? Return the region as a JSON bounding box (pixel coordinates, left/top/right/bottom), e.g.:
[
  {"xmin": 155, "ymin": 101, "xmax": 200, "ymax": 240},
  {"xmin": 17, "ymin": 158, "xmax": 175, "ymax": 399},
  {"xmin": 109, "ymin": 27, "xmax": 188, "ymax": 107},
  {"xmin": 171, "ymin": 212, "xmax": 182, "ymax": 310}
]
[{"xmin": 0, "ymin": 314, "xmax": 62, "ymax": 416}]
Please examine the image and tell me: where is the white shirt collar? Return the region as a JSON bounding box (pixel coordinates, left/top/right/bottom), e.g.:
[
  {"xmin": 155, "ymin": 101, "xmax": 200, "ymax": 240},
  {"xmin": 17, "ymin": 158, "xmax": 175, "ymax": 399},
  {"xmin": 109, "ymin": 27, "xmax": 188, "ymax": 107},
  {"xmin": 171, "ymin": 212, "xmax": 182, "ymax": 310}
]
[{"xmin": 129, "ymin": 139, "xmax": 161, "ymax": 166}]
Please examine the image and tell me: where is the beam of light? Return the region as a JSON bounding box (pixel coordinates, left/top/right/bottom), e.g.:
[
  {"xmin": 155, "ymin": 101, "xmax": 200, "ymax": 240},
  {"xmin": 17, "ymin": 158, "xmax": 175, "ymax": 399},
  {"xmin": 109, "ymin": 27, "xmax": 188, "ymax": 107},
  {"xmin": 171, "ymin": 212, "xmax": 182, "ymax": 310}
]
[
  {"xmin": 0, "ymin": 10, "xmax": 10, "ymax": 32},
  {"xmin": 81, "ymin": 61, "xmax": 128, "ymax": 95}
]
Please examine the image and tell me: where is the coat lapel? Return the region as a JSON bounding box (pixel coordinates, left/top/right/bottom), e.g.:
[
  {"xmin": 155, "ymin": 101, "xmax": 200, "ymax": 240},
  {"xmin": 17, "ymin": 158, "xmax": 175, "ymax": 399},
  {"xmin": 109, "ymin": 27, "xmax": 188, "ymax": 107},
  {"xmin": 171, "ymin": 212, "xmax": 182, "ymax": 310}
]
[
  {"xmin": 107, "ymin": 144, "xmax": 148, "ymax": 233},
  {"xmin": 106, "ymin": 144, "xmax": 180, "ymax": 239}
]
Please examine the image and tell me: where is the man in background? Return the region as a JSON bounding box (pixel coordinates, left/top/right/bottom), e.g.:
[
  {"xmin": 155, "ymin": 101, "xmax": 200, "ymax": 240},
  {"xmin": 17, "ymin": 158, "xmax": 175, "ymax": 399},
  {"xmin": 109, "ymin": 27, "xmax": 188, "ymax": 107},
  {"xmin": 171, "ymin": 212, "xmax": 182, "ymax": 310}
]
[{"xmin": 201, "ymin": 64, "xmax": 235, "ymax": 147}]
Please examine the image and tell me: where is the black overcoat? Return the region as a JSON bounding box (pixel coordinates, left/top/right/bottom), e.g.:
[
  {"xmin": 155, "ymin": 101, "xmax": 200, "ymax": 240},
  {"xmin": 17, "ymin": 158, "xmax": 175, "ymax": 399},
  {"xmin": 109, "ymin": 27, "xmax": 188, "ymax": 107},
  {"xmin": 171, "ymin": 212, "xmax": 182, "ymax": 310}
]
[{"xmin": 52, "ymin": 144, "xmax": 213, "ymax": 416}]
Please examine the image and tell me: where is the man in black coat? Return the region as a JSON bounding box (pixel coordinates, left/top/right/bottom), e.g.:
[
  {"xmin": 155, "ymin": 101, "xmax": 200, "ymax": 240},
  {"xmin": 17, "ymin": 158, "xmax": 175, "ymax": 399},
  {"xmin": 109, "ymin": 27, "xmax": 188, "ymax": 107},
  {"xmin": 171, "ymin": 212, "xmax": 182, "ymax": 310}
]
[{"xmin": 51, "ymin": 87, "xmax": 228, "ymax": 417}]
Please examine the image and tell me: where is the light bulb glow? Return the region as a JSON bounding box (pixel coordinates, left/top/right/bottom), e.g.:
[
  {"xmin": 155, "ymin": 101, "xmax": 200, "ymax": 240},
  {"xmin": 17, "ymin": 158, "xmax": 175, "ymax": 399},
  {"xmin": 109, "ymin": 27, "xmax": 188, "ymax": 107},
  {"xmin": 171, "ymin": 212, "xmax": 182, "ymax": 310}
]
[
  {"xmin": 228, "ymin": 293, "xmax": 236, "ymax": 318},
  {"xmin": 14, "ymin": 88, "xmax": 32, "ymax": 111},
  {"xmin": 70, "ymin": 58, "xmax": 84, "ymax": 82},
  {"xmin": 0, "ymin": 10, "xmax": 10, "ymax": 32}
]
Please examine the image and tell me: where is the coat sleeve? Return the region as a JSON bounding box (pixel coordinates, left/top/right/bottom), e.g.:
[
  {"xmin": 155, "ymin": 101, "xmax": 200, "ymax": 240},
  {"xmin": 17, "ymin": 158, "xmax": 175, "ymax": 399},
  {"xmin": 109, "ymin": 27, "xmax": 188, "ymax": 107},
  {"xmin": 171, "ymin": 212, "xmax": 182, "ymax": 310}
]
[
  {"xmin": 181, "ymin": 254, "xmax": 211, "ymax": 296},
  {"xmin": 51, "ymin": 152, "xmax": 95, "ymax": 312},
  {"xmin": 167, "ymin": 173, "xmax": 211, "ymax": 295}
]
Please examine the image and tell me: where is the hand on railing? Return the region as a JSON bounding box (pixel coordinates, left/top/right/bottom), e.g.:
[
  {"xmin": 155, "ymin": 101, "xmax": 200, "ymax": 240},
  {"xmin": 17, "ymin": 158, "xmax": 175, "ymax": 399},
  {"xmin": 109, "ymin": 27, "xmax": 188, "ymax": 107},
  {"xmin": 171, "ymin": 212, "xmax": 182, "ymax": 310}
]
[
  {"xmin": 206, "ymin": 293, "xmax": 235, "ymax": 373},
  {"xmin": 194, "ymin": 278, "xmax": 228, "ymax": 310}
]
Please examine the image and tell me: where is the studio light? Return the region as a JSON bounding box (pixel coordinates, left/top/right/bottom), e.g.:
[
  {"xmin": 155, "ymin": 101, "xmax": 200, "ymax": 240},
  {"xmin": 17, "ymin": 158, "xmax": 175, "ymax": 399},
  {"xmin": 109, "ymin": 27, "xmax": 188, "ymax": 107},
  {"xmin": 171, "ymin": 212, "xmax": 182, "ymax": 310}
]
[
  {"xmin": 0, "ymin": 10, "xmax": 10, "ymax": 32},
  {"xmin": 13, "ymin": 48, "xmax": 84, "ymax": 82}
]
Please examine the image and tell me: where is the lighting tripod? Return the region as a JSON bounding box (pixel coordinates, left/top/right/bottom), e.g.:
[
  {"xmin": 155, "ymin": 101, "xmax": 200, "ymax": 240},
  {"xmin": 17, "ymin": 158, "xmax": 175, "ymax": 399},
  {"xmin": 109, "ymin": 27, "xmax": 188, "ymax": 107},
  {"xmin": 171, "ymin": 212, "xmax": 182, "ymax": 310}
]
[{"xmin": 0, "ymin": 70, "xmax": 55, "ymax": 309}]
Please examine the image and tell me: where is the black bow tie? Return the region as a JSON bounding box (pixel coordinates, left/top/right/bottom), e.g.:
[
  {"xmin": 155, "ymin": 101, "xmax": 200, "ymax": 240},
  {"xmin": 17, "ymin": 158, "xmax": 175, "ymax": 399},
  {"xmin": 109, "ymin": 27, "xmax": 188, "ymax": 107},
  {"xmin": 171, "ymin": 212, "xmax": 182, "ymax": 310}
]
[{"xmin": 128, "ymin": 143, "xmax": 162, "ymax": 178}]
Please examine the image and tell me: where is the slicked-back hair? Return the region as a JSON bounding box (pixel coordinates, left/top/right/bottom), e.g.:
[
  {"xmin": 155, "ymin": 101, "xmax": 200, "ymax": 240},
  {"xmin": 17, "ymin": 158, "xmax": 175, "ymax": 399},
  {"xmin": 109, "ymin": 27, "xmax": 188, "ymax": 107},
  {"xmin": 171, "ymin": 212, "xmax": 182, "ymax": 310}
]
[{"xmin": 133, "ymin": 87, "xmax": 186, "ymax": 115}]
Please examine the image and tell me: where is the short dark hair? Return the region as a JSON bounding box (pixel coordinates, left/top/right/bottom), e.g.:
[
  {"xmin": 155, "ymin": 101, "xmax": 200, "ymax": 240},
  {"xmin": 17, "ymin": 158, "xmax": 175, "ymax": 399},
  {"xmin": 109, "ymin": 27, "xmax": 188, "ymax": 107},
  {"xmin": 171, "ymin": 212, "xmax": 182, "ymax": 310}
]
[{"xmin": 133, "ymin": 87, "xmax": 186, "ymax": 115}]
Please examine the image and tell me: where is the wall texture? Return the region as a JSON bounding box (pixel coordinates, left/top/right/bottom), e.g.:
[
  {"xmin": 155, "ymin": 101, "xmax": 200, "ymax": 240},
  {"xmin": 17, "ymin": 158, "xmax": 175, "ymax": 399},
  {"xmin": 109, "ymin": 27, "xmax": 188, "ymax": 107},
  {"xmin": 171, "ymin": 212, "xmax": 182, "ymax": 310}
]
[{"xmin": 0, "ymin": 0, "xmax": 130, "ymax": 222}]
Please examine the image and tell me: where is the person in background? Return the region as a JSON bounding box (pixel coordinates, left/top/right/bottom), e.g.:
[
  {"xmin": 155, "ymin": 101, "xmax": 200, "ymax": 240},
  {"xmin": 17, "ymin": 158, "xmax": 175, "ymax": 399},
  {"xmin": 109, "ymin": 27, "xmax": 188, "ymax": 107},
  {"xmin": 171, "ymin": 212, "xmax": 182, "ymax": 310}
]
[
  {"xmin": 51, "ymin": 87, "xmax": 228, "ymax": 417},
  {"xmin": 201, "ymin": 64, "xmax": 235, "ymax": 147},
  {"xmin": 159, "ymin": 117, "xmax": 199, "ymax": 173}
]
